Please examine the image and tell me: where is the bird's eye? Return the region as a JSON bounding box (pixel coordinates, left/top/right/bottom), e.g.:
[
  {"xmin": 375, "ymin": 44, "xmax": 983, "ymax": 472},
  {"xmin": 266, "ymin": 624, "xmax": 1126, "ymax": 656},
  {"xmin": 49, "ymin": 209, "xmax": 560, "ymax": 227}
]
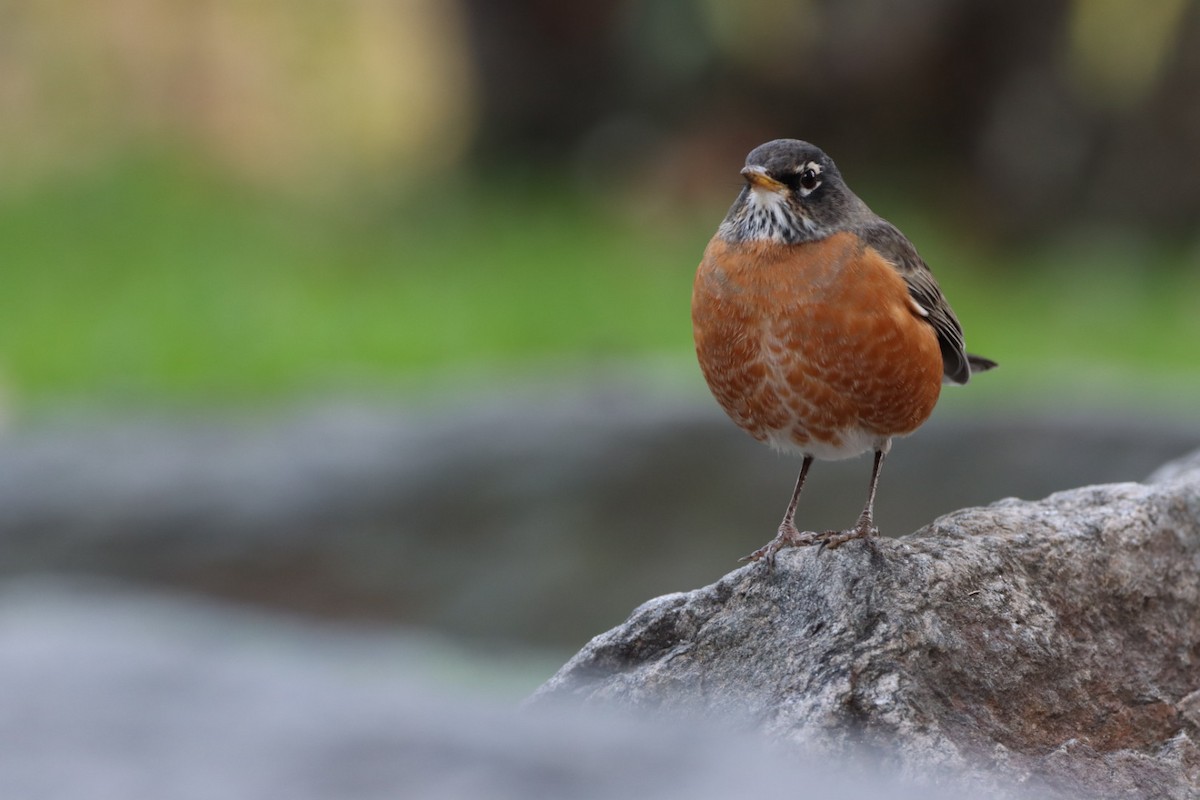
[{"xmin": 799, "ymin": 169, "xmax": 819, "ymax": 191}]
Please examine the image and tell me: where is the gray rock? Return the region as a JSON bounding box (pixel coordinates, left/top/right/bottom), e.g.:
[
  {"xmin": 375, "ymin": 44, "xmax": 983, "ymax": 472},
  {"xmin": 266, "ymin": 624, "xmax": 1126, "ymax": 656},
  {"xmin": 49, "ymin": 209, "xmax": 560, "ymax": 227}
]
[{"xmin": 531, "ymin": 449, "xmax": 1200, "ymax": 798}]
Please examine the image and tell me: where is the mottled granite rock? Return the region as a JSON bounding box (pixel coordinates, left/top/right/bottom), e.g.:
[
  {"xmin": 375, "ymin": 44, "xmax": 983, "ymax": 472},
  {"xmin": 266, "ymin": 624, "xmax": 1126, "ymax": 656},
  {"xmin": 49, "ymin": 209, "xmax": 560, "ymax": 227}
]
[{"xmin": 532, "ymin": 450, "xmax": 1200, "ymax": 799}]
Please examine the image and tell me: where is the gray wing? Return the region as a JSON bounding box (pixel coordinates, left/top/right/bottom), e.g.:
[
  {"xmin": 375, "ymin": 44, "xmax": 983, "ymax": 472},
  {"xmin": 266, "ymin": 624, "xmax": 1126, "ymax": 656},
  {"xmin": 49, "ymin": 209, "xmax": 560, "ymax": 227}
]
[{"xmin": 858, "ymin": 221, "xmax": 974, "ymax": 384}]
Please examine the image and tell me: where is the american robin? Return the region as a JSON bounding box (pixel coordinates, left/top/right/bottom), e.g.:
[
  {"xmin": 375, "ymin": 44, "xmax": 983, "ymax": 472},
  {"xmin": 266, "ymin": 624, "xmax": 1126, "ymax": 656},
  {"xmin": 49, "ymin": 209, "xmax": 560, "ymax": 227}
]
[{"xmin": 692, "ymin": 139, "xmax": 996, "ymax": 565}]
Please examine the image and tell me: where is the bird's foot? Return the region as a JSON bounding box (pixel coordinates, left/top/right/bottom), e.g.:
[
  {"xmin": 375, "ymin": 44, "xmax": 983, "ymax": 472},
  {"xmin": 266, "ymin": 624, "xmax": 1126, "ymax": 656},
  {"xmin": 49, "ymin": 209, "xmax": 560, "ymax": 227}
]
[
  {"xmin": 817, "ymin": 518, "xmax": 878, "ymax": 551},
  {"xmin": 740, "ymin": 522, "xmax": 823, "ymax": 568}
]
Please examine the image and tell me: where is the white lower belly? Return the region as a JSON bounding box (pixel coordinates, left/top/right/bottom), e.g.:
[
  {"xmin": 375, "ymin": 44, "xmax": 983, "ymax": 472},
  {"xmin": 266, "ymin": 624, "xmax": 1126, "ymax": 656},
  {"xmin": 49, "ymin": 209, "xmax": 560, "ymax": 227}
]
[{"xmin": 761, "ymin": 426, "xmax": 890, "ymax": 461}]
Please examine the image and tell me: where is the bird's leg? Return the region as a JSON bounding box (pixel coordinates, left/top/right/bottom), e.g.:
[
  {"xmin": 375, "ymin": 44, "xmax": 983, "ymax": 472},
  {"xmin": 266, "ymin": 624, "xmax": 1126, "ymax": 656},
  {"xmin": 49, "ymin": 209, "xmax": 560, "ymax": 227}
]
[
  {"xmin": 742, "ymin": 456, "xmax": 819, "ymax": 566},
  {"xmin": 822, "ymin": 448, "xmax": 886, "ymax": 550}
]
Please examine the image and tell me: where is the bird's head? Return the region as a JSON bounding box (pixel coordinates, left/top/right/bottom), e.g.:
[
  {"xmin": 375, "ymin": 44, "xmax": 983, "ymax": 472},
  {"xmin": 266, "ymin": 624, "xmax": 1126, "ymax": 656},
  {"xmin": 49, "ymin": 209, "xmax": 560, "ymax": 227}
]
[{"xmin": 718, "ymin": 139, "xmax": 869, "ymax": 244}]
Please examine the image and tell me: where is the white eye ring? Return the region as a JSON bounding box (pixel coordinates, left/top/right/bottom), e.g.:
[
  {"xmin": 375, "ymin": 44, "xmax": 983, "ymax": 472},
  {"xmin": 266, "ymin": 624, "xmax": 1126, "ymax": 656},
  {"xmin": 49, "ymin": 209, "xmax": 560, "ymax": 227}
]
[{"xmin": 794, "ymin": 161, "xmax": 822, "ymax": 196}]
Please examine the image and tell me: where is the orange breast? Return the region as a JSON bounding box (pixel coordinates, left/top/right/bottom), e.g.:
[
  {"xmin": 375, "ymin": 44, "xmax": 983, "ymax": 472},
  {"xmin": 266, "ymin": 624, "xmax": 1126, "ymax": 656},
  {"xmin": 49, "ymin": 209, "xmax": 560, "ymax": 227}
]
[{"xmin": 691, "ymin": 231, "xmax": 943, "ymax": 457}]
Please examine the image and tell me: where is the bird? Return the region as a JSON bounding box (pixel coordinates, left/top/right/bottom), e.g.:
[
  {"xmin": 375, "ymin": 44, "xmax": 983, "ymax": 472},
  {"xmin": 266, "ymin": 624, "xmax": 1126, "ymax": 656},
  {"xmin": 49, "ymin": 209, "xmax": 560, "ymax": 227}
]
[{"xmin": 691, "ymin": 139, "xmax": 996, "ymax": 565}]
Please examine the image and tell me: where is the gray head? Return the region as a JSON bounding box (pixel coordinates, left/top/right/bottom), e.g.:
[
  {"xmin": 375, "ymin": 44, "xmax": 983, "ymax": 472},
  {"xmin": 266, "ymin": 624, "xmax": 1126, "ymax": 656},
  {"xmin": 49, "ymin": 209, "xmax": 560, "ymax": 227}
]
[{"xmin": 717, "ymin": 139, "xmax": 872, "ymax": 244}]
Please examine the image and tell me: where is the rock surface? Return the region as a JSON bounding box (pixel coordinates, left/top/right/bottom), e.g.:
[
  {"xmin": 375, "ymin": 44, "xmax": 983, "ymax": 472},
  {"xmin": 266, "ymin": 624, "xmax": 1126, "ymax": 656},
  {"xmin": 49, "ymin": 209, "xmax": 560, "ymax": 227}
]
[{"xmin": 531, "ymin": 450, "xmax": 1200, "ymax": 798}]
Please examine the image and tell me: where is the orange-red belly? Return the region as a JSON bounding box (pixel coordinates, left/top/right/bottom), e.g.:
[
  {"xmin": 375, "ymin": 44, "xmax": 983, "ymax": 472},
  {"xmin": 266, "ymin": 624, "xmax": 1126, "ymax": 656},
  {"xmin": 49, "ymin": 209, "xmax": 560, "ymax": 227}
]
[{"xmin": 691, "ymin": 231, "xmax": 943, "ymax": 459}]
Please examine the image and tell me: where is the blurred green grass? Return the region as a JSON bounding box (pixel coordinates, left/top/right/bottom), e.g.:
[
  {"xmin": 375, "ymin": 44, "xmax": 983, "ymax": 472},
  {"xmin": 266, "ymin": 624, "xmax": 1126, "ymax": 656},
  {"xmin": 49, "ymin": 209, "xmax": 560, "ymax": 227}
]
[{"xmin": 0, "ymin": 158, "xmax": 1196, "ymax": 412}]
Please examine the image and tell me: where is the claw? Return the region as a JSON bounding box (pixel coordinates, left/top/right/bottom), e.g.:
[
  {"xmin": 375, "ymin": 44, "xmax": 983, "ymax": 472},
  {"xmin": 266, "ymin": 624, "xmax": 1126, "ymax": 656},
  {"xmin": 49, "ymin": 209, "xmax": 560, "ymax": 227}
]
[
  {"xmin": 741, "ymin": 523, "xmax": 822, "ymax": 567},
  {"xmin": 820, "ymin": 523, "xmax": 878, "ymax": 550},
  {"xmin": 740, "ymin": 538, "xmax": 784, "ymax": 568}
]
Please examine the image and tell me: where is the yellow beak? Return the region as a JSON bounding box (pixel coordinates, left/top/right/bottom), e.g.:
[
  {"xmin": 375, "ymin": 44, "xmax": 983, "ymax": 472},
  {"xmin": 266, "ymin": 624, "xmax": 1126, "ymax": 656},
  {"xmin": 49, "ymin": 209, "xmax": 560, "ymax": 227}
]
[{"xmin": 741, "ymin": 165, "xmax": 785, "ymax": 192}]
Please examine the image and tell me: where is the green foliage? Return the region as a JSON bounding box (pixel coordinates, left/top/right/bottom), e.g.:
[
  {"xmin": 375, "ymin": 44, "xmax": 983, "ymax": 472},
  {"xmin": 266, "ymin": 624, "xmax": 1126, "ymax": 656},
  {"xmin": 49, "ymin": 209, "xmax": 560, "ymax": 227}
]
[{"xmin": 0, "ymin": 159, "xmax": 1194, "ymax": 412}]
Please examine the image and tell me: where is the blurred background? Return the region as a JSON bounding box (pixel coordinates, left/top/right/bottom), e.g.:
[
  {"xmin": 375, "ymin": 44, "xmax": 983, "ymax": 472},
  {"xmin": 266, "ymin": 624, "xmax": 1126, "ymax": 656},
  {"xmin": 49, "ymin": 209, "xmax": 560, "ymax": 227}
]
[{"xmin": 1, "ymin": 1, "xmax": 1199, "ymax": 792}]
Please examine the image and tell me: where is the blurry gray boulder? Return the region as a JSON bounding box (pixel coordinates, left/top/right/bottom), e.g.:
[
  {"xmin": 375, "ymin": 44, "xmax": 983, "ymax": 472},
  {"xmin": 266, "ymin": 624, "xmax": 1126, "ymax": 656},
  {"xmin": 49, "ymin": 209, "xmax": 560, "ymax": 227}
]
[
  {"xmin": 0, "ymin": 578, "xmax": 1032, "ymax": 800},
  {"xmin": 0, "ymin": 384, "xmax": 1195, "ymax": 650}
]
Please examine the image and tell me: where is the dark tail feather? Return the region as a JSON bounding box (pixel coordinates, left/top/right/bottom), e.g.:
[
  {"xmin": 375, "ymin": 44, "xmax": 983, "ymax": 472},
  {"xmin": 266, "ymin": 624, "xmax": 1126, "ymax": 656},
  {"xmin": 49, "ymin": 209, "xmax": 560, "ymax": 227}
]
[{"xmin": 967, "ymin": 353, "xmax": 998, "ymax": 375}]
